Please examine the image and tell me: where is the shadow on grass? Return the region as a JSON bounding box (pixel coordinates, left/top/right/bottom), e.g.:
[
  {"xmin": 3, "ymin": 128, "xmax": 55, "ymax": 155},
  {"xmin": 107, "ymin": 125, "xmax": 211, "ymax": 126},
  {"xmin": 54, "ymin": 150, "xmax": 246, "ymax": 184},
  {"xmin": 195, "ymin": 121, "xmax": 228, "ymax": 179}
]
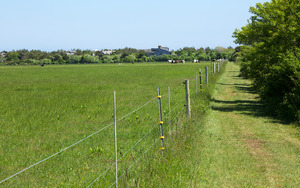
[{"xmin": 212, "ymin": 82, "xmax": 292, "ymax": 125}]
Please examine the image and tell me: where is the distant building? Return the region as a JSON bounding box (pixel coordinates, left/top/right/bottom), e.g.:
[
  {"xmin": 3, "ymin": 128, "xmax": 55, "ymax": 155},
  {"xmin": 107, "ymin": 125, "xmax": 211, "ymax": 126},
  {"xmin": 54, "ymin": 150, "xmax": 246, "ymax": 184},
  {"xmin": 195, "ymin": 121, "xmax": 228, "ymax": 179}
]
[
  {"xmin": 66, "ymin": 51, "xmax": 75, "ymax": 55},
  {"xmin": 148, "ymin": 45, "xmax": 171, "ymax": 56},
  {"xmin": 101, "ymin": 50, "xmax": 114, "ymax": 55},
  {"xmin": 91, "ymin": 49, "xmax": 99, "ymax": 56},
  {"xmin": 0, "ymin": 52, "xmax": 7, "ymax": 57}
]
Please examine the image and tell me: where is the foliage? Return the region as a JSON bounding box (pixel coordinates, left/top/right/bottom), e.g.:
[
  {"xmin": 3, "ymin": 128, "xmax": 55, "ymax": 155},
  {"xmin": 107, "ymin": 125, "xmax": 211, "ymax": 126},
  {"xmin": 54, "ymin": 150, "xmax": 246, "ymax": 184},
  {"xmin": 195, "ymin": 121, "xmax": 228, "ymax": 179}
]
[
  {"xmin": 7, "ymin": 52, "xmax": 19, "ymax": 61},
  {"xmin": 233, "ymin": 0, "xmax": 300, "ymax": 121},
  {"xmin": 1, "ymin": 46, "xmax": 235, "ymax": 66}
]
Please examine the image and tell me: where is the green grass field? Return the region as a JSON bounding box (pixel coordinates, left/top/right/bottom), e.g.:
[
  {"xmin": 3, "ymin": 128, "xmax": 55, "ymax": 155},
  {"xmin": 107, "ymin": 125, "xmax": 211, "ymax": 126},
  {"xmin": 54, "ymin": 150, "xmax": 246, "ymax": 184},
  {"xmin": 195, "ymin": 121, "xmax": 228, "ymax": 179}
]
[{"xmin": 0, "ymin": 62, "xmax": 211, "ymax": 187}]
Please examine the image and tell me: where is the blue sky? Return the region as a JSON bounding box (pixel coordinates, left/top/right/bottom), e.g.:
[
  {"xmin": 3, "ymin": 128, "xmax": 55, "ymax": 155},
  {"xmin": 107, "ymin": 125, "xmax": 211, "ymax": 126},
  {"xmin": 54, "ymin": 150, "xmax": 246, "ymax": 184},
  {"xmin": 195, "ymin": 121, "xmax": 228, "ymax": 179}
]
[{"xmin": 0, "ymin": 0, "xmax": 266, "ymax": 51}]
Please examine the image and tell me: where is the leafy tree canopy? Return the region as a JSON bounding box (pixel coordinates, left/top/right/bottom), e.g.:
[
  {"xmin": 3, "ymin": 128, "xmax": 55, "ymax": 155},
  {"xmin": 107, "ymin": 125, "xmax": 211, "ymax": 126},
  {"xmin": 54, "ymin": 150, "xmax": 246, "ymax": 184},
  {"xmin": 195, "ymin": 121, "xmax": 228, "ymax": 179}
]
[{"xmin": 233, "ymin": 0, "xmax": 300, "ymax": 121}]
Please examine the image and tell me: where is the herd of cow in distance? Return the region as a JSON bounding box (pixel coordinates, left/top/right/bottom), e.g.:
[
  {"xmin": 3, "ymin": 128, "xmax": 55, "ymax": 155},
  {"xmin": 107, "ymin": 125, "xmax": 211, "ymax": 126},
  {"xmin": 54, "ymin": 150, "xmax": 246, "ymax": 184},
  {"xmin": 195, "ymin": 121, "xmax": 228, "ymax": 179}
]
[{"xmin": 168, "ymin": 59, "xmax": 222, "ymax": 64}]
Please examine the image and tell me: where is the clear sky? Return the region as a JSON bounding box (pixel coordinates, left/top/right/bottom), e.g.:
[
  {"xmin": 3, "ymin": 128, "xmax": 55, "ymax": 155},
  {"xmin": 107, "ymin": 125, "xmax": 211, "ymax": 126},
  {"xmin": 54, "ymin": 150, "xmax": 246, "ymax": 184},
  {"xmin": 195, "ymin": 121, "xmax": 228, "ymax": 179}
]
[{"xmin": 0, "ymin": 0, "xmax": 266, "ymax": 51}]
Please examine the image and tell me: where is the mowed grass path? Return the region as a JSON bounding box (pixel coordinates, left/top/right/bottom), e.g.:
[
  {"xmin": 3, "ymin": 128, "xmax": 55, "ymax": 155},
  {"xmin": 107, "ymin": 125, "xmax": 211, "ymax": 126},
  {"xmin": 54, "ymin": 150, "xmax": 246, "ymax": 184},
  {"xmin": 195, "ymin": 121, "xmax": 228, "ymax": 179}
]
[{"xmin": 195, "ymin": 62, "xmax": 300, "ymax": 187}]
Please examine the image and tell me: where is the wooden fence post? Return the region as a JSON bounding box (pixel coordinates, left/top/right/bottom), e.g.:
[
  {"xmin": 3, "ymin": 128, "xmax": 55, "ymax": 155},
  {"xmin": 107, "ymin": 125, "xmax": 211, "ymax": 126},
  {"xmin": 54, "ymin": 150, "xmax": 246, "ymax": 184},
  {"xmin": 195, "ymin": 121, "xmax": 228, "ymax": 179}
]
[
  {"xmin": 205, "ymin": 66, "xmax": 208, "ymax": 84},
  {"xmin": 184, "ymin": 80, "xmax": 191, "ymax": 117},
  {"xmin": 199, "ymin": 69, "xmax": 202, "ymax": 92},
  {"xmin": 213, "ymin": 63, "xmax": 216, "ymax": 74}
]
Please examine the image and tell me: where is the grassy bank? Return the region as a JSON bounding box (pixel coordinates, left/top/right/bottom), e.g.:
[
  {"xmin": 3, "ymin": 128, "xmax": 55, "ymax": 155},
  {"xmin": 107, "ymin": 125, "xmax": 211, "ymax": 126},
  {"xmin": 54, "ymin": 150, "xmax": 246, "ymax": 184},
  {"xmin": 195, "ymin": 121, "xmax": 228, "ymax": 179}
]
[{"xmin": 117, "ymin": 62, "xmax": 227, "ymax": 187}]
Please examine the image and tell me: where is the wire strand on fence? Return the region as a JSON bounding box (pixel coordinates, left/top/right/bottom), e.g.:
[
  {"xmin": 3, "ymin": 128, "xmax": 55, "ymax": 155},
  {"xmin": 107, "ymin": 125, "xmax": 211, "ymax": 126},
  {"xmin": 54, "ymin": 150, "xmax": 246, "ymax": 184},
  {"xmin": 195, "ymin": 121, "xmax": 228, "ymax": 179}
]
[
  {"xmin": 172, "ymin": 107, "xmax": 186, "ymax": 122},
  {"xmin": 86, "ymin": 161, "xmax": 116, "ymax": 188},
  {"xmin": 169, "ymin": 101, "xmax": 185, "ymax": 114},
  {"xmin": 0, "ymin": 122, "xmax": 114, "ymax": 184},
  {"xmin": 86, "ymin": 100, "xmax": 181, "ymax": 187},
  {"xmin": 169, "ymin": 84, "xmax": 184, "ymax": 95},
  {"xmin": 116, "ymin": 97, "xmax": 156, "ymax": 123},
  {"xmin": 160, "ymin": 84, "xmax": 184, "ymax": 98},
  {"xmin": 108, "ymin": 139, "xmax": 159, "ymax": 188},
  {"xmin": 110, "ymin": 104, "xmax": 185, "ymax": 187},
  {"xmin": 117, "ymin": 122, "xmax": 158, "ymax": 163},
  {"xmin": 0, "ymin": 96, "xmax": 157, "ymax": 184}
]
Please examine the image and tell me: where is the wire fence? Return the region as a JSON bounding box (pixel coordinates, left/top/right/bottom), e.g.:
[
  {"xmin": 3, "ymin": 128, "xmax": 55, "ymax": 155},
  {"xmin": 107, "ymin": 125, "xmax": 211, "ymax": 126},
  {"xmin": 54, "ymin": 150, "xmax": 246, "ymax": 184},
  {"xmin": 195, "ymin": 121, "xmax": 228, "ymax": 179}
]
[{"xmin": 0, "ymin": 60, "xmax": 227, "ymax": 186}]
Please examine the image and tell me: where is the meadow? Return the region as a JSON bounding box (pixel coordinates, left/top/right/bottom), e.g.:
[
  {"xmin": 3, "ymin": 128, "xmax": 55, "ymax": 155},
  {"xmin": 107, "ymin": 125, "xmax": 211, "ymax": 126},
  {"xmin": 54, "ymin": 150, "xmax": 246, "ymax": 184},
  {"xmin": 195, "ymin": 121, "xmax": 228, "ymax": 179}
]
[{"xmin": 0, "ymin": 62, "xmax": 212, "ymax": 187}]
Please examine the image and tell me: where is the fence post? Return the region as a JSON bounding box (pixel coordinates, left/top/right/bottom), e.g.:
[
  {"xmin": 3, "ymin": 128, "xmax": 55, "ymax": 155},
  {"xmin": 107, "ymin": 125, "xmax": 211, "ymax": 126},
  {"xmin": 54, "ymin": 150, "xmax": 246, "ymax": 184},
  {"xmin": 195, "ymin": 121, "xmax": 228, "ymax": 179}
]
[
  {"xmin": 184, "ymin": 80, "xmax": 191, "ymax": 117},
  {"xmin": 195, "ymin": 74, "xmax": 197, "ymax": 94},
  {"xmin": 113, "ymin": 91, "xmax": 118, "ymax": 188},
  {"xmin": 211, "ymin": 62, "xmax": 213, "ymax": 76},
  {"xmin": 205, "ymin": 66, "xmax": 208, "ymax": 84},
  {"xmin": 199, "ymin": 69, "xmax": 202, "ymax": 92},
  {"xmin": 157, "ymin": 87, "xmax": 164, "ymax": 156},
  {"xmin": 217, "ymin": 63, "xmax": 220, "ymax": 72},
  {"xmin": 213, "ymin": 63, "xmax": 216, "ymax": 74},
  {"xmin": 168, "ymin": 86, "xmax": 171, "ymax": 133}
]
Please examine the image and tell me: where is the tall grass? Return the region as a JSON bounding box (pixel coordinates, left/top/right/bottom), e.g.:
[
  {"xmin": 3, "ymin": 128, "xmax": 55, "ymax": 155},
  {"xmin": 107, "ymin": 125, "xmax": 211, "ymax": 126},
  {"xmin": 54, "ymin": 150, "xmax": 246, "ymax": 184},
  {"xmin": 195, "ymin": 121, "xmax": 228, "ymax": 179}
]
[
  {"xmin": 0, "ymin": 62, "xmax": 220, "ymax": 187},
  {"xmin": 116, "ymin": 62, "xmax": 227, "ymax": 187}
]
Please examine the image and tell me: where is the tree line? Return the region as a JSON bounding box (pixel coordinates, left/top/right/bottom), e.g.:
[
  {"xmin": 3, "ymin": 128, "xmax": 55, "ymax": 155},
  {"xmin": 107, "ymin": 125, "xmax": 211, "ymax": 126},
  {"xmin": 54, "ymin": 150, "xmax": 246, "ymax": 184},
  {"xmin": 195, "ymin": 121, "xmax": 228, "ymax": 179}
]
[
  {"xmin": 233, "ymin": 0, "xmax": 300, "ymax": 122},
  {"xmin": 0, "ymin": 47, "xmax": 235, "ymax": 65}
]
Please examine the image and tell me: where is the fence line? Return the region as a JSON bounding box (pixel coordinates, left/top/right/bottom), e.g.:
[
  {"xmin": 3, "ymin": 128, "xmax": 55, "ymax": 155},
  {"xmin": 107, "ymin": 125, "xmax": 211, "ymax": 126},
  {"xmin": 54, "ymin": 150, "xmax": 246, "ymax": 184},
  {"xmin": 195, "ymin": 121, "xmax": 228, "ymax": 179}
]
[
  {"xmin": 116, "ymin": 123, "xmax": 158, "ymax": 163},
  {"xmin": 0, "ymin": 122, "xmax": 114, "ymax": 184},
  {"xmin": 108, "ymin": 138, "xmax": 160, "ymax": 188},
  {"xmin": 86, "ymin": 161, "xmax": 116, "ymax": 188},
  {"xmin": 116, "ymin": 97, "xmax": 156, "ymax": 123},
  {"xmin": 162, "ymin": 83, "xmax": 184, "ymax": 97},
  {"xmin": 108, "ymin": 103, "xmax": 186, "ymax": 188},
  {"xmin": 0, "ymin": 96, "xmax": 157, "ymax": 184},
  {"xmin": 86, "ymin": 99, "xmax": 185, "ymax": 187}
]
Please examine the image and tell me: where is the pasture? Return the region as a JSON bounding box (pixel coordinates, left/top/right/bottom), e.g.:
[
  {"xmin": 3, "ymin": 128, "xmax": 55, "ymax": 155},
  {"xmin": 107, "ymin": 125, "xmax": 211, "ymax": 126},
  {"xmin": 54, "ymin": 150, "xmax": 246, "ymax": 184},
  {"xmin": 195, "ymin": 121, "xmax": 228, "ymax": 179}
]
[{"xmin": 0, "ymin": 62, "xmax": 210, "ymax": 186}]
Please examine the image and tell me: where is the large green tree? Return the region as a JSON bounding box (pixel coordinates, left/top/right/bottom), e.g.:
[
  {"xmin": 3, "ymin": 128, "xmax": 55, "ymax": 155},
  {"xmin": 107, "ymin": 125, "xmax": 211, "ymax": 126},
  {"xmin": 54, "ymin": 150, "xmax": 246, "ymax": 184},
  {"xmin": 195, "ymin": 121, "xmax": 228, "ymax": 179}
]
[
  {"xmin": 7, "ymin": 52, "xmax": 19, "ymax": 61},
  {"xmin": 233, "ymin": 0, "xmax": 300, "ymax": 121}
]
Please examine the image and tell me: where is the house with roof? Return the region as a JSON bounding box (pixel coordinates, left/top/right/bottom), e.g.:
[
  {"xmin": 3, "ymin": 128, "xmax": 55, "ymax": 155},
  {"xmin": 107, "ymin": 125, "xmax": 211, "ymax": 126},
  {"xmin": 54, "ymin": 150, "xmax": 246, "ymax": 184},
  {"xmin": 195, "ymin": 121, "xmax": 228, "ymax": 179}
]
[
  {"xmin": 1, "ymin": 52, "xmax": 7, "ymax": 58},
  {"xmin": 66, "ymin": 50, "xmax": 76, "ymax": 55},
  {"xmin": 101, "ymin": 50, "xmax": 114, "ymax": 55},
  {"xmin": 148, "ymin": 45, "xmax": 171, "ymax": 56}
]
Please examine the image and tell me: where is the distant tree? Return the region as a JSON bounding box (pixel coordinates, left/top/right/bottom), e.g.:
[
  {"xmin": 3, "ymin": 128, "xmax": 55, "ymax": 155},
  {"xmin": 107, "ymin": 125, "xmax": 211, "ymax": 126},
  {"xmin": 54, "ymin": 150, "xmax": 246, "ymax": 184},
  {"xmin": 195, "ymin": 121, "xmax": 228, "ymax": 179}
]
[
  {"xmin": 16, "ymin": 49, "xmax": 29, "ymax": 60},
  {"xmin": 53, "ymin": 54, "xmax": 63, "ymax": 63},
  {"xmin": 120, "ymin": 52, "xmax": 129, "ymax": 59},
  {"xmin": 124, "ymin": 55, "xmax": 136, "ymax": 63},
  {"xmin": 95, "ymin": 51, "xmax": 103, "ymax": 59},
  {"xmin": 205, "ymin": 47, "xmax": 211, "ymax": 53},
  {"xmin": 182, "ymin": 47, "xmax": 196, "ymax": 53},
  {"xmin": 75, "ymin": 49, "xmax": 83, "ymax": 55},
  {"xmin": 112, "ymin": 56, "xmax": 120, "ymax": 63},
  {"xmin": 197, "ymin": 48, "xmax": 205, "ymax": 53},
  {"xmin": 215, "ymin": 46, "xmax": 226, "ymax": 53},
  {"xmin": 136, "ymin": 51, "xmax": 147, "ymax": 59},
  {"xmin": 7, "ymin": 52, "xmax": 19, "ymax": 61}
]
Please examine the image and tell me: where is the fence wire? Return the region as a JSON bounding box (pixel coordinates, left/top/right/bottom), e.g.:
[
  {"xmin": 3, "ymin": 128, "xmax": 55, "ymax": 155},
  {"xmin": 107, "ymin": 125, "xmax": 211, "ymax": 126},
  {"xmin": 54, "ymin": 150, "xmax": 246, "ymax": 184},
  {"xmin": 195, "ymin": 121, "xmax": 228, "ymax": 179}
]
[
  {"xmin": 108, "ymin": 138, "xmax": 159, "ymax": 188},
  {"xmin": 2, "ymin": 72, "xmax": 199, "ymax": 185},
  {"xmin": 86, "ymin": 97, "xmax": 185, "ymax": 187},
  {"xmin": 0, "ymin": 96, "xmax": 157, "ymax": 184}
]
